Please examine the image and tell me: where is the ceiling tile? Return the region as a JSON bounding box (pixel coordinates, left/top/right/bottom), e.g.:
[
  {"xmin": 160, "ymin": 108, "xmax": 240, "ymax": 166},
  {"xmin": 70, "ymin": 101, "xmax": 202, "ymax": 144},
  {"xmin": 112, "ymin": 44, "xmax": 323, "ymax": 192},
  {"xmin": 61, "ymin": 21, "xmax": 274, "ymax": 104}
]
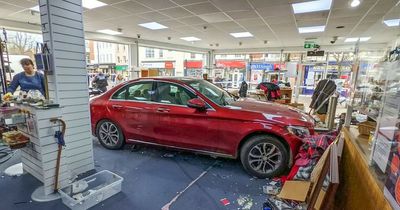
[
  {"xmin": 158, "ymin": 19, "xmax": 187, "ymax": 28},
  {"xmin": 296, "ymin": 19, "xmax": 327, "ymax": 27},
  {"xmin": 248, "ymin": 0, "xmax": 290, "ymax": 8},
  {"xmin": 172, "ymin": 0, "xmax": 208, "ymax": 6},
  {"xmin": 236, "ymin": 18, "xmax": 266, "ymax": 28},
  {"xmin": 159, "ymin": 7, "xmax": 193, "ymax": 18},
  {"xmin": 112, "ymin": 1, "xmax": 152, "ymax": 14},
  {"xmin": 212, "ymin": 21, "xmax": 243, "ymax": 31},
  {"xmin": 329, "ymin": 16, "xmax": 360, "ymax": 25},
  {"xmin": 264, "ymin": 16, "xmax": 295, "ymax": 25},
  {"xmin": 198, "ymin": 12, "xmax": 231, "ymax": 23},
  {"xmin": 256, "ymin": 4, "xmax": 292, "ymax": 18},
  {"xmin": 134, "ymin": 0, "xmax": 177, "ymax": 10},
  {"xmin": 226, "ymin": 10, "xmax": 259, "ymax": 20},
  {"xmin": 98, "ymin": 0, "xmax": 126, "ymax": 4},
  {"xmin": 138, "ymin": 11, "xmax": 172, "ymax": 21},
  {"xmin": 183, "ymin": 2, "xmax": 220, "ymax": 15},
  {"xmin": 1, "ymin": 0, "xmax": 35, "ymax": 8},
  {"xmin": 295, "ymin": 11, "xmax": 329, "ymax": 21},
  {"xmin": 106, "ymin": 15, "xmax": 149, "ymax": 26},
  {"xmin": 209, "ymin": 0, "xmax": 252, "ymax": 12},
  {"xmin": 84, "ymin": 6, "xmax": 130, "ymax": 20},
  {"xmin": 177, "ymin": 16, "xmax": 208, "ymax": 25}
]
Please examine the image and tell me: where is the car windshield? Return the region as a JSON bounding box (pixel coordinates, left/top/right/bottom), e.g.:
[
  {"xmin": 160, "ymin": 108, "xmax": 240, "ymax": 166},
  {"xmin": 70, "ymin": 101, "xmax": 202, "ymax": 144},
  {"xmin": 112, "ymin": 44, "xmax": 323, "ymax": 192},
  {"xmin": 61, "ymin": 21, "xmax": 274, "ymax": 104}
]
[{"xmin": 184, "ymin": 80, "xmax": 235, "ymax": 106}]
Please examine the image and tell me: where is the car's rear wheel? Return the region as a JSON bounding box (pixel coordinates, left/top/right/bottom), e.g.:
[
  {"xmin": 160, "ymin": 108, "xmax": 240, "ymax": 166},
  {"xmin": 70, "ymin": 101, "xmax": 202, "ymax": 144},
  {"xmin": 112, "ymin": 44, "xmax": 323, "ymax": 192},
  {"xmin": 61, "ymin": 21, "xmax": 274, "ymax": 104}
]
[
  {"xmin": 240, "ymin": 135, "xmax": 289, "ymax": 178},
  {"xmin": 96, "ymin": 120, "xmax": 124, "ymax": 150}
]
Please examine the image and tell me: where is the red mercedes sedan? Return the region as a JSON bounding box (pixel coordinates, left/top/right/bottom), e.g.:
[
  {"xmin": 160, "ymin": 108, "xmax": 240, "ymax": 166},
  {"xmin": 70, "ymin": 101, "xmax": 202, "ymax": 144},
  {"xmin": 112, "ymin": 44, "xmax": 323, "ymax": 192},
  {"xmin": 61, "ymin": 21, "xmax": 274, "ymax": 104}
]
[{"xmin": 90, "ymin": 78, "xmax": 314, "ymax": 178}]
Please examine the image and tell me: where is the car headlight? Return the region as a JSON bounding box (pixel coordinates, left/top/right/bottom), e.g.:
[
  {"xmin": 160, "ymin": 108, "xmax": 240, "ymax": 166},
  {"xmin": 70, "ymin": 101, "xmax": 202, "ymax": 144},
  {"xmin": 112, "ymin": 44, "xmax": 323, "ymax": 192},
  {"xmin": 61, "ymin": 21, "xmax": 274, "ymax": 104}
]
[{"xmin": 287, "ymin": 126, "xmax": 310, "ymax": 137}]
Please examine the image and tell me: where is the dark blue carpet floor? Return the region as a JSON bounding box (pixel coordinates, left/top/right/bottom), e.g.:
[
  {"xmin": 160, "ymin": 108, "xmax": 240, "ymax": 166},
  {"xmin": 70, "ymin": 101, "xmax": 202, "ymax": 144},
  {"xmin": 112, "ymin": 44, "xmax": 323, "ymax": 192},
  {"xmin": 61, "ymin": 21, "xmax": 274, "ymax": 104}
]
[{"xmin": 0, "ymin": 139, "xmax": 267, "ymax": 210}]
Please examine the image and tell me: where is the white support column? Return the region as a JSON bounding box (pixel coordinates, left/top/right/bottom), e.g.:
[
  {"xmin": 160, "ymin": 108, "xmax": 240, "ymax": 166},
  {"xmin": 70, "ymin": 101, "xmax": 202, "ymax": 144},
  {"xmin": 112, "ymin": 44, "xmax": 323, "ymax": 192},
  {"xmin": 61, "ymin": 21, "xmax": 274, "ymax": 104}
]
[
  {"xmin": 206, "ymin": 50, "xmax": 215, "ymax": 75},
  {"xmin": 129, "ymin": 42, "xmax": 139, "ymax": 79},
  {"xmin": 39, "ymin": 0, "xmax": 94, "ymax": 191}
]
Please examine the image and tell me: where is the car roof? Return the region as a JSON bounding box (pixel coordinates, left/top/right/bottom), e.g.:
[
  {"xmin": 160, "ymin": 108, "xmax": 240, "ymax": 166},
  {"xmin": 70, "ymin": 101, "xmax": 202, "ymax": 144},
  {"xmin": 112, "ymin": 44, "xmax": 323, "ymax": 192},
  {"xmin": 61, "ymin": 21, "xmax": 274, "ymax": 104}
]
[{"xmin": 137, "ymin": 77, "xmax": 201, "ymax": 83}]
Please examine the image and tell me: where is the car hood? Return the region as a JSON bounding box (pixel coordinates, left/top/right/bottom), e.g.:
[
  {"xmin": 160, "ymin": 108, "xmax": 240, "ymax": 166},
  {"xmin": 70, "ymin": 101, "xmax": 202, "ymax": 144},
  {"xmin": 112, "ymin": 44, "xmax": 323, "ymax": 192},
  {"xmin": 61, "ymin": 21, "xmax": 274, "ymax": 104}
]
[{"xmin": 227, "ymin": 98, "xmax": 314, "ymax": 127}]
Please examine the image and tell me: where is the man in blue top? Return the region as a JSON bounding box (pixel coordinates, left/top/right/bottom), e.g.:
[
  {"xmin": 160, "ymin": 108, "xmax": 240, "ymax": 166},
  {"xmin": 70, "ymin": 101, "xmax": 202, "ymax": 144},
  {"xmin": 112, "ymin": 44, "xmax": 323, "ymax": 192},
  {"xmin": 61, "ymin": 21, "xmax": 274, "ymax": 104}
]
[{"xmin": 8, "ymin": 58, "xmax": 46, "ymax": 96}]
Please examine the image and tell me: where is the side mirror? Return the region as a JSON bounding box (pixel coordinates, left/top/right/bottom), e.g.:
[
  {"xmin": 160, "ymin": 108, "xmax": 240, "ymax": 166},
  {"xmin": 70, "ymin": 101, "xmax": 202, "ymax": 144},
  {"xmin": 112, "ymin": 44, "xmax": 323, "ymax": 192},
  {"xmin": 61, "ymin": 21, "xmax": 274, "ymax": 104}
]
[{"xmin": 187, "ymin": 98, "xmax": 206, "ymax": 111}]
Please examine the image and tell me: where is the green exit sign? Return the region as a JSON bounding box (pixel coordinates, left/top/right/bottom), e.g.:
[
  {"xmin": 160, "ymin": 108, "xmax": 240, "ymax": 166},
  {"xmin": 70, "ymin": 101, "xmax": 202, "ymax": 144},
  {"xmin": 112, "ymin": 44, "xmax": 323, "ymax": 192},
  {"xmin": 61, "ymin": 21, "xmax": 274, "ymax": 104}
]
[
  {"xmin": 304, "ymin": 43, "xmax": 312, "ymax": 48},
  {"xmin": 304, "ymin": 42, "xmax": 320, "ymax": 49}
]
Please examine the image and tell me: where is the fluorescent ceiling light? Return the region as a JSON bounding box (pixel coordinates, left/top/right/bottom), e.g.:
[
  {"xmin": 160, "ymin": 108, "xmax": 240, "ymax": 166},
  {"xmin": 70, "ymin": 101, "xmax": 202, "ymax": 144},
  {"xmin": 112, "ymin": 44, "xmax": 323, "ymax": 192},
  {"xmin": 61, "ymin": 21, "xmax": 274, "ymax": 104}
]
[
  {"xmin": 292, "ymin": 0, "xmax": 332, "ymax": 14},
  {"xmin": 83, "ymin": 0, "xmax": 107, "ymax": 9},
  {"xmin": 30, "ymin": 6, "xmax": 40, "ymax": 12},
  {"xmin": 298, "ymin": 25, "xmax": 325, "ymax": 33},
  {"xmin": 97, "ymin": 29, "xmax": 122, "ymax": 35},
  {"xmin": 344, "ymin": 37, "xmax": 371, "ymax": 42},
  {"xmin": 139, "ymin": 22, "xmax": 168, "ymax": 30},
  {"xmin": 384, "ymin": 19, "xmax": 400, "ymax": 27},
  {"xmin": 180, "ymin": 37, "xmax": 201, "ymax": 42},
  {"xmin": 350, "ymin": 0, "xmax": 360, "ymax": 7},
  {"xmin": 230, "ymin": 32, "xmax": 253, "ymax": 38},
  {"xmin": 359, "ymin": 37, "xmax": 370, "ymax": 41},
  {"xmin": 30, "ymin": 0, "xmax": 107, "ymax": 12}
]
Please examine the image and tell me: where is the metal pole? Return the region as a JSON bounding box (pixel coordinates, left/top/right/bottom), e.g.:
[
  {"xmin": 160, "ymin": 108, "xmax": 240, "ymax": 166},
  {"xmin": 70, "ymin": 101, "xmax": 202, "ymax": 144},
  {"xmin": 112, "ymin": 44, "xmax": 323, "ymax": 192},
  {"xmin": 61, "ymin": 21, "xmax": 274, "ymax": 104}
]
[
  {"xmin": 279, "ymin": 49, "xmax": 283, "ymax": 80},
  {"xmin": 324, "ymin": 51, "xmax": 329, "ymax": 79}
]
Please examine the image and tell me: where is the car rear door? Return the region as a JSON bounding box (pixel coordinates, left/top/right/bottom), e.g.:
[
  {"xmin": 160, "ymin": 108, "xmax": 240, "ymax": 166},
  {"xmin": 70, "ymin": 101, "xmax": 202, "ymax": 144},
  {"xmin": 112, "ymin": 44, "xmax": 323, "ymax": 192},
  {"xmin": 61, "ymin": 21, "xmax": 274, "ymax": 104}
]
[
  {"xmin": 152, "ymin": 81, "xmax": 213, "ymax": 151},
  {"xmin": 108, "ymin": 81, "xmax": 158, "ymax": 142}
]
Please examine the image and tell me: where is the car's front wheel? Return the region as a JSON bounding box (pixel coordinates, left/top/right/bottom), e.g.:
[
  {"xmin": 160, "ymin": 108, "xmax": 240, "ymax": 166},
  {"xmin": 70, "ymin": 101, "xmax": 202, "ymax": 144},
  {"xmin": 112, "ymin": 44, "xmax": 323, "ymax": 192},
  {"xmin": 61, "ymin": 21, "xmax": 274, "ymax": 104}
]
[
  {"xmin": 240, "ymin": 135, "xmax": 289, "ymax": 178},
  {"xmin": 96, "ymin": 120, "xmax": 125, "ymax": 150}
]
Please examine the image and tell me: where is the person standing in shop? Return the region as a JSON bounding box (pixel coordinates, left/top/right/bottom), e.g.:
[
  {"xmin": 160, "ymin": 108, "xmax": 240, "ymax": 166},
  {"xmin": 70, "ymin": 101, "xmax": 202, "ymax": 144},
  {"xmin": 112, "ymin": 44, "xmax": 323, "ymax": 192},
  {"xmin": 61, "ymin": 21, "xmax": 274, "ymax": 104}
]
[
  {"xmin": 92, "ymin": 70, "xmax": 109, "ymax": 92},
  {"xmin": 7, "ymin": 58, "xmax": 46, "ymax": 96},
  {"xmin": 114, "ymin": 74, "xmax": 125, "ymax": 87},
  {"xmin": 239, "ymin": 80, "xmax": 248, "ymax": 98}
]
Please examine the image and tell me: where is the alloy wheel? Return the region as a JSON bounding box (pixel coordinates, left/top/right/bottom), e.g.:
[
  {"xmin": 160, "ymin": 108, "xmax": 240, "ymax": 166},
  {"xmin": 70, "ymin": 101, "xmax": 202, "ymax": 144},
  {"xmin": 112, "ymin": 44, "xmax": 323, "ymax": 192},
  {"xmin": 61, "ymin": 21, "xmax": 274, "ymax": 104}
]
[
  {"xmin": 248, "ymin": 143, "xmax": 283, "ymax": 174},
  {"xmin": 99, "ymin": 122, "xmax": 120, "ymax": 147}
]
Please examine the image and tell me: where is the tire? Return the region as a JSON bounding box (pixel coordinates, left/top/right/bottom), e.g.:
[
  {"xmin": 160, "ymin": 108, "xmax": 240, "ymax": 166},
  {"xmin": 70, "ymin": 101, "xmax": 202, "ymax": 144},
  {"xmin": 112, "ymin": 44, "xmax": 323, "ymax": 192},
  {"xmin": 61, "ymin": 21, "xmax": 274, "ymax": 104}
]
[
  {"xmin": 240, "ymin": 135, "xmax": 289, "ymax": 178},
  {"xmin": 96, "ymin": 120, "xmax": 125, "ymax": 150}
]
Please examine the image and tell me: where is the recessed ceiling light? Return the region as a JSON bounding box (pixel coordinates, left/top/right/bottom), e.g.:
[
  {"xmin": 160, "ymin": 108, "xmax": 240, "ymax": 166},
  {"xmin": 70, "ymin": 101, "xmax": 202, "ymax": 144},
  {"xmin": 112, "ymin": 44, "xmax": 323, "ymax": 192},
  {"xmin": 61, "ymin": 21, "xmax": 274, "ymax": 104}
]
[
  {"xmin": 83, "ymin": 0, "xmax": 107, "ymax": 9},
  {"xmin": 298, "ymin": 25, "xmax": 325, "ymax": 33},
  {"xmin": 30, "ymin": 6, "xmax": 40, "ymax": 12},
  {"xmin": 383, "ymin": 19, "xmax": 400, "ymax": 27},
  {"xmin": 292, "ymin": 0, "xmax": 332, "ymax": 14},
  {"xmin": 350, "ymin": 0, "xmax": 360, "ymax": 7},
  {"xmin": 180, "ymin": 37, "xmax": 201, "ymax": 42},
  {"xmin": 230, "ymin": 32, "xmax": 253, "ymax": 38},
  {"xmin": 97, "ymin": 29, "xmax": 122, "ymax": 35},
  {"xmin": 139, "ymin": 22, "xmax": 168, "ymax": 30},
  {"xmin": 344, "ymin": 37, "xmax": 370, "ymax": 42}
]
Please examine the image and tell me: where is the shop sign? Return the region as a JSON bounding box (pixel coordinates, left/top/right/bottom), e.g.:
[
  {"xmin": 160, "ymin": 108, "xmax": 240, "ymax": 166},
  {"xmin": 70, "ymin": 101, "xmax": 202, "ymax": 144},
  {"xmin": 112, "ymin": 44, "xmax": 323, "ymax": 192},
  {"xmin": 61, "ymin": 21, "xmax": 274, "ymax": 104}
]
[
  {"xmin": 141, "ymin": 62, "xmax": 165, "ymax": 68},
  {"xmin": 184, "ymin": 60, "xmax": 202, "ymax": 68},
  {"xmin": 307, "ymin": 50, "xmax": 325, "ymax": 56},
  {"xmin": 115, "ymin": 65, "xmax": 128, "ymax": 71},
  {"xmin": 274, "ymin": 63, "xmax": 286, "ymax": 70},
  {"xmin": 249, "ymin": 63, "xmax": 273, "ymax": 71},
  {"xmin": 216, "ymin": 60, "xmax": 246, "ymax": 68},
  {"xmin": 165, "ymin": 61, "xmax": 174, "ymax": 69}
]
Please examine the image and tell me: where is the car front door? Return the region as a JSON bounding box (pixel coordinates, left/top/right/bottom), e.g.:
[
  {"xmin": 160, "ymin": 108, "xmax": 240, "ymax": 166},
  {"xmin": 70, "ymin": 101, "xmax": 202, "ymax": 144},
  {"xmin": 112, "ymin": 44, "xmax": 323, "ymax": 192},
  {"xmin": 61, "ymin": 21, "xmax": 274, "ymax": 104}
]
[
  {"xmin": 152, "ymin": 82, "xmax": 213, "ymax": 151},
  {"xmin": 108, "ymin": 81, "xmax": 158, "ymax": 142}
]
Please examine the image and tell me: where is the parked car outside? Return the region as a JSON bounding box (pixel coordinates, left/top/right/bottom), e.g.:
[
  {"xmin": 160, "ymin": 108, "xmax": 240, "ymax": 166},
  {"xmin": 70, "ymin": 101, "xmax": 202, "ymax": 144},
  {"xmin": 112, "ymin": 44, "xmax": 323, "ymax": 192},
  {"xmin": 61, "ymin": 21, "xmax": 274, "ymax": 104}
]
[{"xmin": 90, "ymin": 77, "xmax": 315, "ymax": 178}]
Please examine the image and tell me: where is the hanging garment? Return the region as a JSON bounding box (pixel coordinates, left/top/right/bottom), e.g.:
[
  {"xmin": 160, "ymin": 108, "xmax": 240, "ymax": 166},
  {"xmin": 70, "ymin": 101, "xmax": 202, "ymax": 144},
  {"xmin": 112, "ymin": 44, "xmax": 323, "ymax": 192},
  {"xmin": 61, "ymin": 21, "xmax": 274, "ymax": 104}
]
[
  {"xmin": 257, "ymin": 82, "xmax": 281, "ymax": 101},
  {"xmin": 309, "ymin": 79, "xmax": 337, "ymax": 114}
]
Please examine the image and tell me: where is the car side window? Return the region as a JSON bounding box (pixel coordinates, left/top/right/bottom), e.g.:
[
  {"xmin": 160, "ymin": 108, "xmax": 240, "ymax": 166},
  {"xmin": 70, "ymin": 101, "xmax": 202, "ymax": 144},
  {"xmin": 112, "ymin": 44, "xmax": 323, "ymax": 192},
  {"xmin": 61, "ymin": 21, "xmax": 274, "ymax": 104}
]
[
  {"xmin": 111, "ymin": 82, "xmax": 154, "ymax": 101},
  {"xmin": 111, "ymin": 88, "xmax": 127, "ymax": 100},
  {"xmin": 155, "ymin": 82, "xmax": 196, "ymax": 105}
]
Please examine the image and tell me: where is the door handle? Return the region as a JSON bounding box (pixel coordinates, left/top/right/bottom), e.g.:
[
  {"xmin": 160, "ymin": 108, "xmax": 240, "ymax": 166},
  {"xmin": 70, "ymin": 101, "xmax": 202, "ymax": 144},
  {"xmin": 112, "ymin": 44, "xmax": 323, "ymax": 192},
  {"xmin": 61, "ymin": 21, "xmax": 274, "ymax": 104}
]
[
  {"xmin": 112, "ymin": 105, "xmax": 124, "ymax": 110},
  {"xmin": 157, "ymin": 107, "xmax": 170, "ymax": 113}
]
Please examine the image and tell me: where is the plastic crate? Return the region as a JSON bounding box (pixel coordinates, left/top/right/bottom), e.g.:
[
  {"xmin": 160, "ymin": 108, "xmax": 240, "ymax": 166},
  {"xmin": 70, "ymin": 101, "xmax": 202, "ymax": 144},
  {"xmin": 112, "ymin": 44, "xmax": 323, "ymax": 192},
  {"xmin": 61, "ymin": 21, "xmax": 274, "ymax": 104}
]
[{"xmin": 59, "ymin": 170, "xmax": 123, "ymax": 210}]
